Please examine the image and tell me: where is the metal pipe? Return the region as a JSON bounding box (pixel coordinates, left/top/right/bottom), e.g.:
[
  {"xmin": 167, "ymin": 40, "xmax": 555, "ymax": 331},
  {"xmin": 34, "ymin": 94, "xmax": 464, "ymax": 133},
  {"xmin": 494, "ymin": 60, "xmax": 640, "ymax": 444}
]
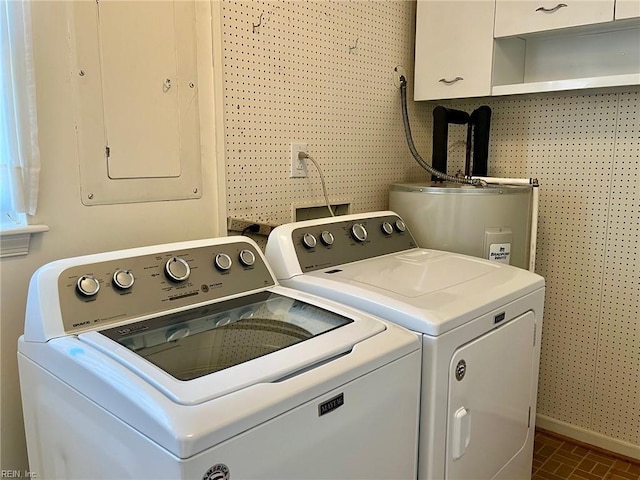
[
  {"xmin": 433, "ymin": 106, "xmax": 470, "ymax": 181},
  {"xmin": 399, "ymin": 76, "xmax": 475, "ymax": 185},
  {"xmin": 471, "ymin": 176, "xmax": 534, "ymax": 186},
  {"xmin": 529, "ymin": 184, "xmax": 539, "ymax": 272},
  {"xmin": 470, "ymin": 106, "xmax": 491, "ymax": 177}
]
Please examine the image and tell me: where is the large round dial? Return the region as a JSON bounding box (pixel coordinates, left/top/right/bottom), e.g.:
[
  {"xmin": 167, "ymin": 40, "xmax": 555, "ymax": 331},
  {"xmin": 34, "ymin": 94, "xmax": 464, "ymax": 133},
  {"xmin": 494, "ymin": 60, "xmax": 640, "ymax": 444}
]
[
  {"xmin": 165, "ymin": 257, "xmax": 190, "ymax": 282},
  {"xmin": 215, "ymin": 253, "xmax": 233, "ymax": 271},
  {"xmin": 351, "ymin": 223, "xmax": 368, "ymax": 242},
  {"xmin": 302, "ymin": 233, "xmax": 317, "ymax": 249},
  {"xmin": 320, "ymin": 230, "xmax": 334, "ymax": 246},
  {"xmin": 112, "ymin": 269, "xmax": 135, "ymax": 290},
  {"xmin": 394, "ymin": 219, "xmax": 407, "ymax": 232},
  {"xmin": 238, "ymin": 249, "xmax": 256, "ymax": 267},
  {"xmin": 76, "ymin": 274, "xmax": 100, "ymax": 297}
]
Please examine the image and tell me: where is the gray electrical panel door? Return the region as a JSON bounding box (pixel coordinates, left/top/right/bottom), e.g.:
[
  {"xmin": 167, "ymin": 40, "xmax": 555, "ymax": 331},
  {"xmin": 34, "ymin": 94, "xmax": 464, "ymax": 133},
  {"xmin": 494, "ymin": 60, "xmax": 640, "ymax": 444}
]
[
  {"xmin": 73, "ymin": 0, "xmax": 203, "ymax": 204},
  {"xmin": 100, "ymin": 1, "xmax": 181, "ymax": 180}
]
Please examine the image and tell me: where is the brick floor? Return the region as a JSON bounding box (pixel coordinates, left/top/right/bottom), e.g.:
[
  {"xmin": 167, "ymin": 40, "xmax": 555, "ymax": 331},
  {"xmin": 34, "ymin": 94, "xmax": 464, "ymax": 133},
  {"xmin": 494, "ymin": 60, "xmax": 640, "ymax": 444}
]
[{"xmin": 533, "ymin": 430, "xmax": 640, "ymax": 480}]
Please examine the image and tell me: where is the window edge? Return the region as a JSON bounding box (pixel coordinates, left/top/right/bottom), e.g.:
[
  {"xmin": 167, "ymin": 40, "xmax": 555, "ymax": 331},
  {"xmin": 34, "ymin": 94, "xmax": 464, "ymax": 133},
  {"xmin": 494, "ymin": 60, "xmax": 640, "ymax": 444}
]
[{"xmin": 0, "ymin": 224, "xmax": 49, "ymax": 258}]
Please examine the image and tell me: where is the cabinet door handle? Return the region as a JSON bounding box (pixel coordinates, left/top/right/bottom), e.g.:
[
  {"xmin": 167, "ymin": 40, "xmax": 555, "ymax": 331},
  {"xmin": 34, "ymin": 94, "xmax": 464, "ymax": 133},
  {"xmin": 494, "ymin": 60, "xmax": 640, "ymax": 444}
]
[
  {"xmin": 439, "ymin": 76, "xmax": 464, "ymax": 85},
  {"xmin": 535, "ymin": 3, "xmax": 568, "ymax": 13}
]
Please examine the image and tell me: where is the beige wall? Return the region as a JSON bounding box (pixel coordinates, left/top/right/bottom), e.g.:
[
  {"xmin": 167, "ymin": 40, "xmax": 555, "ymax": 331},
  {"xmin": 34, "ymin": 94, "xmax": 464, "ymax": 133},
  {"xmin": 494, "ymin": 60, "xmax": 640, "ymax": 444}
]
[{"xmin": 0, "ymin": 1, "xmax": 225, "ymax": 471}]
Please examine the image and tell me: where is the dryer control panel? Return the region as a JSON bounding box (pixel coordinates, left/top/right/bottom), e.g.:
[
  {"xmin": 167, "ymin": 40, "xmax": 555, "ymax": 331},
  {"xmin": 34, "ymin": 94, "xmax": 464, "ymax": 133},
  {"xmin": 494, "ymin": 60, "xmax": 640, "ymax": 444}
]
[
  {"xmin": 56, "ymin": 240, "xmax": 275, "ymax": 334},
  {"xmin": 288, "ymin": 213, "xmax": 418, "ymax": 272}
]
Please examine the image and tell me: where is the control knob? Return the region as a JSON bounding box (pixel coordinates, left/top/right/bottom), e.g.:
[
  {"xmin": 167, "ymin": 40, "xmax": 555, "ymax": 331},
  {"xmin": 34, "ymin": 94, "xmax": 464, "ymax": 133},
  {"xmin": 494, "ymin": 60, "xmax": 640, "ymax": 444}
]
[
  {"xmin": 165, "ymin": 257, "xmax": 190, "ymax": 282},
  {"xmin": 395, "ymin": 219, "xmax": 407, "ymax": 232},
  {"xmin": 320, "ymin": 230, "xmax": 334, "ymax": 246},
  {"xmin": 351, "ymin": 223, "xmax": 368, "ymax": 242},
  {"xmin": 381, "ymin": 222, "xmax": 394, "ymax": 235},
  {"xmin": 112, "ymin": 269, "xmax": 135, "ymax": 290},
  {"xmin": 76, "ymin": 274, "xmax": 100, "ymax": 297},
  {"xmin": 238, "ymin": 249, "xmax": 256, "ymax": 267},
  {"xmin": 302, "ymin": 233, "xmax": 317, "ymax": 249},
  {"xmin": 215, "ymin": 253, "xmax": 233, "ymax": 271}
]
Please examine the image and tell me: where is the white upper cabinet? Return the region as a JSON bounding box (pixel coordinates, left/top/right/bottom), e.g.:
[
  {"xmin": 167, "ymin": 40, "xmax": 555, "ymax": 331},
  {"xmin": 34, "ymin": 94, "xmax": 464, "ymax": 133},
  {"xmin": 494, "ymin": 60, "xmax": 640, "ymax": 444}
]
[
  {"xmin": 494, "ymin": 0, "xmax": 615, "ymax": 38},
  {"xmin": 615, "ymin": 0, "xmax": 640, "ymax": 20},
  {"xmin": 492, "ymin": 0, "xmax": 639, "ymax": 96},
  {"xmin": 414, "ymin": 0, "xmax": 495, "ymax": 101},
  {"xmin": 414, "ymin": 0, "xmax": 639, "ymax": 100}
]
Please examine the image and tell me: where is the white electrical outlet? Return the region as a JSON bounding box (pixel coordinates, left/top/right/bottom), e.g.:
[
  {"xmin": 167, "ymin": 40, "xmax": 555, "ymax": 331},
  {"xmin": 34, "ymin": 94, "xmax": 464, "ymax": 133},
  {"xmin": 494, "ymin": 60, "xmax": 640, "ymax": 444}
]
[{"xmin": 290, "ymin": 143, "xmax": 308, "ymax": 178}]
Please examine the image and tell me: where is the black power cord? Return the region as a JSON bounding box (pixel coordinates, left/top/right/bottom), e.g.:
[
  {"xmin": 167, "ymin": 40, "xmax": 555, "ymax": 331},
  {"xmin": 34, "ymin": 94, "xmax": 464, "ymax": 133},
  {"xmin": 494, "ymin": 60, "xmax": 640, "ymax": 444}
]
[{"xmin": 241, "ymin": 224, "xmax": 260, "ymax": 236}]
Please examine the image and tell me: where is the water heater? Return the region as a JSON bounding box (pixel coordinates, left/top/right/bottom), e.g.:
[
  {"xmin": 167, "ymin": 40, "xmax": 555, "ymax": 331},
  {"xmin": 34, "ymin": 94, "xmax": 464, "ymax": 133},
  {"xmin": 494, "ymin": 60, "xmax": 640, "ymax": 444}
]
[{"xmin": 389, "ymin": 182, "xmax": 533, "ymax": 270}]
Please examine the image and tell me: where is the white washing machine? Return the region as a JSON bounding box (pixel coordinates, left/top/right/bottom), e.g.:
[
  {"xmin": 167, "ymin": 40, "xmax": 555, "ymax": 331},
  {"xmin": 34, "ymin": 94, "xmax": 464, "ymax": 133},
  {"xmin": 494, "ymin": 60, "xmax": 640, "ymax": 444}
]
[
  {"xmin": 18, "ymin": 236, "xmax": 422, "ymax": 480},
  {"xmin": 265, "ymin": 211, "xmax": 546, "ymax": 480}
]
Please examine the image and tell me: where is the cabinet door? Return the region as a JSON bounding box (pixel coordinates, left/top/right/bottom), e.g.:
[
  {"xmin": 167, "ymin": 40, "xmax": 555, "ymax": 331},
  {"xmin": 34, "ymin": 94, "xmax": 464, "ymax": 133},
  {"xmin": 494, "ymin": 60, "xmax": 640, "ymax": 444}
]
[
  {"xmin": 414, "ymin": 0, "xmax": 495, "ymax": 101},
  {"xmin": 494, "ymin": 0, "xmax": 615, "ymax": 38},
  {"xmin": 615, "ymin": 0, "xmax": 640, "ymax": 19}
]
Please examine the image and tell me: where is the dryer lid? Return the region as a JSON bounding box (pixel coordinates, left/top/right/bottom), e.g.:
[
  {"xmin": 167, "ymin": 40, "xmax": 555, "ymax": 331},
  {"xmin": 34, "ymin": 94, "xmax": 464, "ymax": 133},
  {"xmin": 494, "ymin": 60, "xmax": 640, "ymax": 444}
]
[
  {"xmin": 346, "ymin": 250, "xmax": 494, "ymax": 297},
  {"xmin": 302, "ymin": 249, "xmax": 543, "ymax": 335}
]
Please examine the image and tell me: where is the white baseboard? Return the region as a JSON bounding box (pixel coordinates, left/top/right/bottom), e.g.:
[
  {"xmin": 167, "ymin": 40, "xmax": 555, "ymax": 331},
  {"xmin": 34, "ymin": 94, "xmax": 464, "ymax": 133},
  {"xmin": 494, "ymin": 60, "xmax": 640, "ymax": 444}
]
[{"xmin": 536, "ymin": 414, "xmax": 640, "ymax": 461}]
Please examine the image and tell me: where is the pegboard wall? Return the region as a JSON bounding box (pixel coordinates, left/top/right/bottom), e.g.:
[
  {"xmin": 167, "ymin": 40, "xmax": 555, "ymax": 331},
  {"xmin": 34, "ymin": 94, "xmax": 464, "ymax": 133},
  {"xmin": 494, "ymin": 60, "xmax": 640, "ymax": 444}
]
[
  {"xmin": 425, "ymin": 90, "xmax": 639, "ymax": 452},
  {"xmin": 220, "ymin": 0, "xmax": 639, "ymax": 454},
  {"xmin": 222, "ymin": 0, "xmax": 424, "ymax": 226}
]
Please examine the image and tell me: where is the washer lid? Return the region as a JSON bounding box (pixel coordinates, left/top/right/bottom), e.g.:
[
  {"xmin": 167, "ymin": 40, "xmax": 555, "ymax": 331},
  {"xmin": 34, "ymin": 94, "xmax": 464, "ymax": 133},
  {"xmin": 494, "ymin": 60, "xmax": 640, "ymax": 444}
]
[{"xmin": 79, "ymin": 289, "xmax": 385, "ymax": 405}]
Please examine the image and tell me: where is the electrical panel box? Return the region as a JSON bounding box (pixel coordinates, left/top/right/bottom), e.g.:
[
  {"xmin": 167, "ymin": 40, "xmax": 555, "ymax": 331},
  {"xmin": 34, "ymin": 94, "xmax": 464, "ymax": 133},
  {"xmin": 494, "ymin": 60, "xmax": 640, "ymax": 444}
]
[{"xmin": 72, "ymin": 0, "xmax": 203, "ymax": 205}]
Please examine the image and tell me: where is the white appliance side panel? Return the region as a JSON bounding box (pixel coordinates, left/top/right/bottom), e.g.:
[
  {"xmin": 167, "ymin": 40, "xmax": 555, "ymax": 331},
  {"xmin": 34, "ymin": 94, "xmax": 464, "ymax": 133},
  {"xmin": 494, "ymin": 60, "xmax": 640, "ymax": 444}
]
[
  {"xmin": 194, "ymin": 350, "xmax": 422, "ymax": 480},
  {"xmin": 446, "ymin": 311, "xmax": 536, "ymax": 480},
  {"xmin": 18, "ymin": 355, "xmax": 184, "ymax": 480}
]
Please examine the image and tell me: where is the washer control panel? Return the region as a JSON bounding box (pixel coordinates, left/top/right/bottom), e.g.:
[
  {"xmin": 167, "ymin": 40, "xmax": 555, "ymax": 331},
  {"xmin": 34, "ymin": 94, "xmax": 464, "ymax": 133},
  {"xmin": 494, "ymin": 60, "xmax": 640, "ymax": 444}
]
[
  {"xmin": 291, "ymin": 214, "xmax": 417, "ymax": 272},
  {"xmin": 58, "ymin": 241, "xmax": 274, "ymax": 334}
]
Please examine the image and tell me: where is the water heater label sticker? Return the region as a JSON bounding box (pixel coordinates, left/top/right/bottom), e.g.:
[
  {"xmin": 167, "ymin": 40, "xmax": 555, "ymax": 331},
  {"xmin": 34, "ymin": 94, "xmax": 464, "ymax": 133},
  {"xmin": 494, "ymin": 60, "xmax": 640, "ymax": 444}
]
[{"xmin": 489, "ymin": 243, "xmax": 511, "ymax": 264}]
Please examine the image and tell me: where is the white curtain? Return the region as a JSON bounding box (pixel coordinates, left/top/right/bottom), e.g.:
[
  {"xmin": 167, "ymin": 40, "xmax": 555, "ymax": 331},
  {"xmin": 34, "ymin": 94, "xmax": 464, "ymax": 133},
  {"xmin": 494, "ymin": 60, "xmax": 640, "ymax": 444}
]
[{"xmin": 0, "ymin": 0, "xmax": 40, "ymax": 217}]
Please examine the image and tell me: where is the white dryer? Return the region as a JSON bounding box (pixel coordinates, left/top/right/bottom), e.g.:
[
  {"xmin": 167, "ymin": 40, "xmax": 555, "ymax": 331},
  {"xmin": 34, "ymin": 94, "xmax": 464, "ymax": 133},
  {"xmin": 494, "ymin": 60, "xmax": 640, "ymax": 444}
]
[
  {"xmin": 265, "ymin": 211, "xmax": 546, "ymax": 480},
  {"xmin": 18, "ymin": 236, "xmax": 422, "ymax": 480}
]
